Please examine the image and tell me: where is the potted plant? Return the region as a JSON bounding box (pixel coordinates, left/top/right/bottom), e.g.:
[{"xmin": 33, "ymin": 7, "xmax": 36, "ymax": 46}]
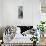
[
  {"xmin": 31, "ymin": 36, "xmax": 38, "ymax": 46},
  {"xmin": 37, "ymin": 21, "xmax": 45, "ymax": 37}
]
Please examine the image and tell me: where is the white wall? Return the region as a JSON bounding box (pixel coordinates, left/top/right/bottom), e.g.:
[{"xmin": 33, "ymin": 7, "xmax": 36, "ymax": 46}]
[
  {"xmin": 0, "ymin": 0, "xmax": 3, "ymax": 26},
  {"xmin": 0, "ymin": 0, "xmax": 41, "ymax": 26},
  {"xmin": 32, "ymin": 0, "xmax": 41, "ymax": 27}
]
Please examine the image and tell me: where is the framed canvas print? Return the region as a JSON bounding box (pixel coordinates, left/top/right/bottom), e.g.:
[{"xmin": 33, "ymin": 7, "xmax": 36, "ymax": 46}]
[{"xmin": 18, "ymin": 6, "xmax": 23, "ymax": 19}]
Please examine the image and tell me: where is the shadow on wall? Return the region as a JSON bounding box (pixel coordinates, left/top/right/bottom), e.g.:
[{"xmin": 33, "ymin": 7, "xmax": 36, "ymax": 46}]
[{"xmin": 0, "ymin": 27, "xmax": 5, "ymax": 40}]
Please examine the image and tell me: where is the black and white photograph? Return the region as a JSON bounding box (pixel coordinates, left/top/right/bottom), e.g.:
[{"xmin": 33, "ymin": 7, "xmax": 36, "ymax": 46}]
[{"xmin": 18, "ymin": 6, "xmax": 23, "ymax": 19}]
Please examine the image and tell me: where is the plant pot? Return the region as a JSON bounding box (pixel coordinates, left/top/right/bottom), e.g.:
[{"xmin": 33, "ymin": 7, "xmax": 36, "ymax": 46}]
[
  {"xmin": 40, "ymin": 32, "xmax": 44, "ymax": 37},
  {"xmin": 33, "ymin": 41, "xmax": 36, "ymax": 46}
]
